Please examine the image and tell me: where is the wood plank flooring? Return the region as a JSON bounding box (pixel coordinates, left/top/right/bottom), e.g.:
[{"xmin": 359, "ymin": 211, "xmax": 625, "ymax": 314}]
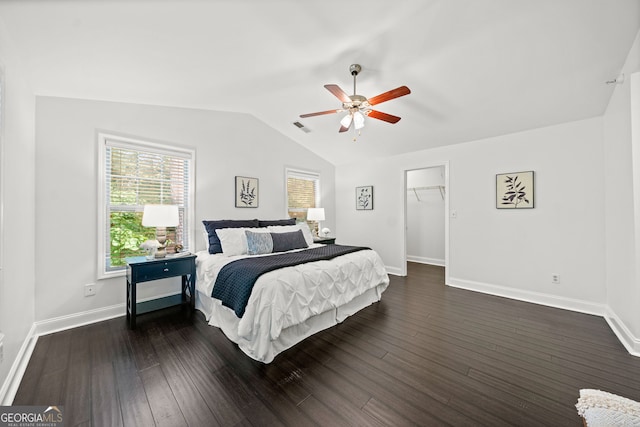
[{"xmin": 13, "ymin": 263, "xmax": 640, "ymax": 426}]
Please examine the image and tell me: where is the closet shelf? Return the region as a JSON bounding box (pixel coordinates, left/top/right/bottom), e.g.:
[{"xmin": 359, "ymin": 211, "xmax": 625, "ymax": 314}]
[{"xmin": 407, "ymin": 185, "xmax": 445, "ymax": 201}]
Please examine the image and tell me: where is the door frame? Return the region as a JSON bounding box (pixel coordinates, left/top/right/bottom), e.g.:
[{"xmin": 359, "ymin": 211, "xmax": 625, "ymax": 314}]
[{"xmin": 402, "ymin": 161, "xmax": 450, "ymax": 284}]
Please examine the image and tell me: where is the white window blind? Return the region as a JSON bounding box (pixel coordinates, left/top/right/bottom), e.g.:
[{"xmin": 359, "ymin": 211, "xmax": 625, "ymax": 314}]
[
  {"xmin": 286, "ymin": 168, "xmax": 320, "ymax": 231},
  {"xmin": 98, "ymin": 133, "xmax": 194, "ymax": 277}
]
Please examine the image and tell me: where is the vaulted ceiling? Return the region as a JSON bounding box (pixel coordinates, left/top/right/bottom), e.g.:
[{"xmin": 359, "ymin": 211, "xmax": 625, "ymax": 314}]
[{"xmin": 1, "ymin": 0, "xmax": 638, "ymax": 165}]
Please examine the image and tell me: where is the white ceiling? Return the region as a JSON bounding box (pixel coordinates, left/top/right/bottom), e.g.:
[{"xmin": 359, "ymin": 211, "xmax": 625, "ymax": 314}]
[{"xmin": 1, "ymin": 0, "xmax": 638, "ymax": 165}]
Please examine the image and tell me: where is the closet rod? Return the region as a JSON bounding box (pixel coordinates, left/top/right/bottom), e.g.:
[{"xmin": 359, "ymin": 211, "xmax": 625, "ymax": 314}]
[{"xmin": 407, "ymin": 185, "xmax": 445, "ymax": 200}]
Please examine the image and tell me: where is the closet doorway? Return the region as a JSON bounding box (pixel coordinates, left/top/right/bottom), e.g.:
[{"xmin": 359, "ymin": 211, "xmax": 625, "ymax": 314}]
[{"xmin": 403, "ymin": 163, "xmax": 449, "ymax": 279}]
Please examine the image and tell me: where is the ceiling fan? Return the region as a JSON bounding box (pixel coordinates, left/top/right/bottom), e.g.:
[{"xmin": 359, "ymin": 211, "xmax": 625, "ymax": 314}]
[{"xmin": 300, "ymin": 64, "xmax": 411, "ymax": 133}]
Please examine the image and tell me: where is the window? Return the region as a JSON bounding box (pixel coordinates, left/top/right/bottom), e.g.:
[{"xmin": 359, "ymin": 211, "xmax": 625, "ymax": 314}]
[
  {"xmin": 98, "ymin": 133, "xmax": 194, "ymax": 278},
  {"xmin": 286, "ymin": 168, "xmax": 320, "ymax": 233}
]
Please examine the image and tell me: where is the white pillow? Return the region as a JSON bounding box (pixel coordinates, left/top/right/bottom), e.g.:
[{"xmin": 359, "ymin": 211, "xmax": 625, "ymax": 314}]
[
  {"xmin": 267, "ymin": 225, "xmax": 298, "ymax": 233},
  {"xmin": 296, "ymin": 222, "xmax": 314, "ymax": 246},
  {"xmin": 215, "ymin": 228, "xmax": 249, "ymax": 256},
  {"xmin": 202, "ymin": 229, "xmax": 210, "ymax": 251},
  {"xmin": 268, "ymin": 223, "xmax": 314, "ymax": 246}
]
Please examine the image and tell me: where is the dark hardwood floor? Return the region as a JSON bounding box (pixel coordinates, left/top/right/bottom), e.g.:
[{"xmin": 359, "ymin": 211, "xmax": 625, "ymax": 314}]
[{"xmin": 14, "ymin": 263, "xmax": 640, "ymax": 426}]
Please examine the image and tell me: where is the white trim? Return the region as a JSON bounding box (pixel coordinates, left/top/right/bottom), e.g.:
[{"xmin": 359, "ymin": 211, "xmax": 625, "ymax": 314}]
[
  {"xmin": 0, "ymin": 324, "xmax": 37, "ymax": 405},
  {"xmin": 33, "ymin": 291, "xmax": 181, "ymax": 336},
  {"xmin": 406, "ymin": 256, "xmax": 445, "ymax": 267},
  {"xmin": 604, "ymin": 308, "xmax": 640, "ymax": 357},
  {"xmin": 447, "ymin": 276, "xmax": 606, "ymax": 316},
  {"xmin": 385, "ymin": 265, "xmax": 404, "ymax": 276},
  {"xmin": 285, "ymin": 167, "xmax": 322, "ymax": 181},
  {"xmin": 34, "ymin": 303, "xmax": 123, "ymax": 337}
]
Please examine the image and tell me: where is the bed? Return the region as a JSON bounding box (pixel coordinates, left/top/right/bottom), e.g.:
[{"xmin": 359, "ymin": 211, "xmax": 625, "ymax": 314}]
[{"xmin": 195, "ymin": 219, "xmax": 389, "ymax": 363}]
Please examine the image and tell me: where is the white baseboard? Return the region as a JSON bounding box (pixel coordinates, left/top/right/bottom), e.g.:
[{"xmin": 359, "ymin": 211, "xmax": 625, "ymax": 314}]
[
  {"xmin": 385, "ymin": 265, "xmax": 404, "ymax": 276},
  {"xmin": 34, "ymin": 303, "xmax": 124, "ymax": 337},
  {"xmin": 406, "ymin": 256, "xmax": 445, "ymax": 267},
  {"xmin": 447, "ymin": 276, "xmax": 606, "ymax": 317},
  {"xmin": 34, "ymin": 291, "xmax": 181, "ymax": 336},
  {"xmin": 0, "ymin": 323, "xmax": 38, "ymax": 405},
  {"xmin": 604, "ymin": 308, "xmax": 640, "ymax": 357}
]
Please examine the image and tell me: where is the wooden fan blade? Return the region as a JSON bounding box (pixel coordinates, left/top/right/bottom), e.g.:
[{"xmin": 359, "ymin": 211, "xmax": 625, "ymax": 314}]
[
  {"xmin": 300, "ymin": 109, "xmax": 340, "ymax": 118},
  {"xmin": 367, "ymin": 86, "xmax": 411, "ymax": 106},
  {"xmin": 339, "ymin": 125, "xmax": 350, "ymax": 133},
  {"xmin": 325, "ymin": 84, "xmax": 352, "ymax": 103},
  {"xmin": 368, "ymin": 110, "xmax": 402, "ymax": 124}
]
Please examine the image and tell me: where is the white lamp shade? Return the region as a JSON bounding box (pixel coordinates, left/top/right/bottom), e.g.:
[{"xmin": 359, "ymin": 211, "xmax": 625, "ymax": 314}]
[
  {"xmin": 340, "ymin": 113, "xmax": 353, "ymax": 129},
  {"xmin": 142, "ymin": 204, "xmax": 179, "ymax": 227},
  {"xmin": 306, "ymin": 208, "xmax": 325, "ymax": 221},
  {"xmin": 353, "ymin": 111, "xmax": 365, "ymax": 129}
]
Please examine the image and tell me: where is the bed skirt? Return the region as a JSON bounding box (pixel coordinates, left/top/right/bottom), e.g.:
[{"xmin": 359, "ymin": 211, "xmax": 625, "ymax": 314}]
[{"xmin": 195, "ymin": 284, "xmax": 385, "ymax": 363}]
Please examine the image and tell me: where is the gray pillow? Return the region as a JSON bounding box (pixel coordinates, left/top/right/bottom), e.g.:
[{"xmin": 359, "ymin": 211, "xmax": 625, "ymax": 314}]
[{"xmin": 271, "ymin": 230, "xmax": 308, "ymax": 253}]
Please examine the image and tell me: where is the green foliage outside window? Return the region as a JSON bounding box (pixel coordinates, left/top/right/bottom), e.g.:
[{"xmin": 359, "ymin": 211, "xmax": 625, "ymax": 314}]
[{"xmin": 109, "ymin": 212, "xmax": 156, "ymax": 267}]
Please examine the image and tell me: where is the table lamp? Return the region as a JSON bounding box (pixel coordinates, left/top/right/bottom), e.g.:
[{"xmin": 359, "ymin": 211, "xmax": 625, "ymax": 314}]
[
  {"xmin": 142, "ymin": 204, "xmax": 179, "ymax": 258},
  {"xmin": 306, "ymin": 207, "xmax": 325, "ymax": 237}
]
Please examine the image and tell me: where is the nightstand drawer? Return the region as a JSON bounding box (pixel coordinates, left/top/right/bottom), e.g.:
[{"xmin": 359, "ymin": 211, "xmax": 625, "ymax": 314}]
[{"xmin": 129, "ymin": 258, "xmax": 193, "ymax": 282}]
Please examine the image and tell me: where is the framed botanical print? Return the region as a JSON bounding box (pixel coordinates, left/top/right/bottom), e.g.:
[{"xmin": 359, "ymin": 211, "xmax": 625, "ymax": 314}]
[
  {"xmin": 356, "ymin": 186, "xmax": 373, "ymax": 210},
  {"xmin": 496, "ymin": 171, "xmax": 534, "ymax": 209},
  {"xmin": 235, "ymin": 176, "xmax": 259, "ymax": 208}
]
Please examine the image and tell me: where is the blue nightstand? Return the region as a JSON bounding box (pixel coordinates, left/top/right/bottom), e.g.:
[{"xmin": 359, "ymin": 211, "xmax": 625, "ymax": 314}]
[{"xmin": 125, "ymin": 254, "xmax": 196, "ymax": 329}]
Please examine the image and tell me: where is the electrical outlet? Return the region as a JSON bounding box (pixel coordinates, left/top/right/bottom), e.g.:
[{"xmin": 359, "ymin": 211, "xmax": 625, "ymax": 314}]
[
  {"xmin": 84, "ymin": 283, "xmax": 96, "ymax": 297},
  {"xmin": 551, "ymin": 273, "xmax": 560, "ymax": 284}
]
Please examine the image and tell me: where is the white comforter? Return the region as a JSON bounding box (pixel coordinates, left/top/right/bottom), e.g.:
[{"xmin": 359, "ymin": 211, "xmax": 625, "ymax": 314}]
[{"xmin": 196, "ymin": 244, "xmax": 389, "ymax": 351}]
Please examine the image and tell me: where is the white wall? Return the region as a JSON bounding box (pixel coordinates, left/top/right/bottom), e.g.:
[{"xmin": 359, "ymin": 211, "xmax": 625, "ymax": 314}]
[
  {"xmin": 604, "ymin": 29, "xmax": 640, "ymax": 349},
  {"xmin": 34, "ymin": 96, "xmax": 335, "ymax": 322},
  {"xmin": 406, "ymin": 167, "xmax": 445, "ymax": 266},
  {"xmin": 0, "ymin": 18, "xmax": 37, "ymax": 401},
  {"xmin": 337, "ymin": 117, "xmax": 606, "ymax": 313}
]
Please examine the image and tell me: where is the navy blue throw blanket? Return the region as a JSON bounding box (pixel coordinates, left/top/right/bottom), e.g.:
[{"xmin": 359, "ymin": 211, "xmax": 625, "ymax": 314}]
[{"xmin": 212, "ymin": 244, "xmax": 370, "ymax": 318}]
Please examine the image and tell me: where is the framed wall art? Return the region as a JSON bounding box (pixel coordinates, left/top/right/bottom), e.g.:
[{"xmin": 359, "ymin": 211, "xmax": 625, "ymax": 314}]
[
  {"xmin": 496, "ymin": 171, "xmax": 534, "ymax": 209},
  {"xmin": 356, "ymin": 186, "xmax": 373, "ymax": 210},
  {"xmin": 235, "ymin": 176, "xmax": 259, "ymax": 208}
]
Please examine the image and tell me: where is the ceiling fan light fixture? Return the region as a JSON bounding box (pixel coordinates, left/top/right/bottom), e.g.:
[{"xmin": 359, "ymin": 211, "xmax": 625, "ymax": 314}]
[
  {"xmin": 353, "ymin": 111, "xmax": 365, "ymax": 130},
  {"xmin": 340, "ymin": 113, "xmax": 353, "ymax": 129}
]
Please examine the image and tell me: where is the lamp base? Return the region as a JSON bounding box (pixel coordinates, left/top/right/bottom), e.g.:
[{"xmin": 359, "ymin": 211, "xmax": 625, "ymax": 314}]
[
  {"xmin": 154, "ymin": 246, "xmax": 167, "ymax": 258},
  {"xmin": 155, "ymin": 226, "xmax": 167, "ymax": 258}
]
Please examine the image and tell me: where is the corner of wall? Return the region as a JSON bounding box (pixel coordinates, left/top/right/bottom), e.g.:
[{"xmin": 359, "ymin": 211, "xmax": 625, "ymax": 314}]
[
  {"xmin": 0, "ymin": 324, "xmax": 37, "ymax": 405},
  {"xmin": 605, "ymin": 307, "xmax": 640, "ymax": 357}
]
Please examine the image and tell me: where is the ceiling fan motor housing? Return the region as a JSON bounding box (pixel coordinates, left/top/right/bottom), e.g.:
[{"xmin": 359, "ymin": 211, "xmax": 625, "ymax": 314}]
[{"xmin": 344, "ymin": 94, "xmax": 369, "ymax": 111}]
